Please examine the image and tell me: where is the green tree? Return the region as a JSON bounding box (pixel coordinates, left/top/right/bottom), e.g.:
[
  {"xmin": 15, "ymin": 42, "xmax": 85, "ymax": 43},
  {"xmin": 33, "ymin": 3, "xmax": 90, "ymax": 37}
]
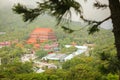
[
  {"xmin": 0, "ymin": 62, "xmax": 33, "ymax": 79},
  {"xmin": 61, "ymin": 46, "xmax": 77, "ymax": 54},
  {"xmin": 14, "ymin": 73, "xmax": 47, "ymax": 80},
  {"xmin": 106, "ymin": 73, "xmax": 119, "ymax": 80},
  {"xmin": 67, "ymin": 64, "xmax": 101, "ymax": 80},
  {"xmin": 96, "ymin": 45, "xmax": 120, "ymax": 79},
  {"xmin": 35, "ymin": 49, "xmax": 48, "ymax": 59},
  {"xmin": 62, "ymin": 56, "xmax": 102, "ymax": 80},
  {"xmin": 0, "ymin": 45, "xmax": 26, "ymax": 65}
]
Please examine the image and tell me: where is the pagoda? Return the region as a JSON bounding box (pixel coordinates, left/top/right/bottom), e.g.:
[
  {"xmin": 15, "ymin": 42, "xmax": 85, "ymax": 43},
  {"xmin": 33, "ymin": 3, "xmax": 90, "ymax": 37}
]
[{"xmin": 27, "ymin": 28, "xmax": 57, "ymax": 45}]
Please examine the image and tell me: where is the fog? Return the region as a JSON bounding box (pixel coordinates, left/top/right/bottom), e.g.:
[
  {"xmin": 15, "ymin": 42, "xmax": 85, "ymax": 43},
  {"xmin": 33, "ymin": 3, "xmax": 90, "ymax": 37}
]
[{"xmin": 1, "ymin": 0, "xmax": 112, "ymax": 29}]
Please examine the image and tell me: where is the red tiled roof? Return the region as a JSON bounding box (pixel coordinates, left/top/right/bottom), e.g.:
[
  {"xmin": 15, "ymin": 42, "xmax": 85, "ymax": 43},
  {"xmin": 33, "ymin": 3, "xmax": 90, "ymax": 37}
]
[
  {"xmin": 34, "ymin": 44, "xmax": 40, "ymax": 48},
  {"xmin": 31, "ymin": 28, "xmax": 53, "ymax": 34},
  {"xmin": 27, "ymin": 38, "xmax": 36, "ymax": 44}
]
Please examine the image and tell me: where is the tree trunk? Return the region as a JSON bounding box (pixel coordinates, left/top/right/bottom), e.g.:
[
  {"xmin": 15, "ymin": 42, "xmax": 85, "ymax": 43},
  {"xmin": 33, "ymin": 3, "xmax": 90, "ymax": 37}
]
[
  {"xmin": 109, "ymin": 0, "xmax": 120, "ymax": 59},
  {"xmin": 109, "ymin": 0, "xmax": 120, "ymax": 79}
]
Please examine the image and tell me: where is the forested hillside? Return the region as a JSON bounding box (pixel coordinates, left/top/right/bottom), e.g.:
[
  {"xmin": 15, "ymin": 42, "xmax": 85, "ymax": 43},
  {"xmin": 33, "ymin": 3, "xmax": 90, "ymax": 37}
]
[{"xmin": 0, "ymin": 0, "xmax": 119, "ymax": 80}]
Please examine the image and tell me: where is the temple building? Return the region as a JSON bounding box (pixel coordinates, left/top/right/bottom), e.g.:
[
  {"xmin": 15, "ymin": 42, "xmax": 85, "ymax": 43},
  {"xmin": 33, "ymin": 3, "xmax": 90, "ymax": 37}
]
[{"xmin": 27, "ymin": 28, "xmax": 57, "ymax": 48}]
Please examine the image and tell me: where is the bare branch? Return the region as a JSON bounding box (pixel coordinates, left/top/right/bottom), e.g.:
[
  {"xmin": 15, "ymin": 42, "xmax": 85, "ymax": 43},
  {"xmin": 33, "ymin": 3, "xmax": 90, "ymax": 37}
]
[
  {"xmin": 61, "ymin": 15, "xmax": 111, "ymax": 34},
  {"xmin": 95, "ymin": 16, "xmax": 111, "ymax": 26},
  {"xmin": 80, "ymin": 14, "xmax": 111, "ymax": 26}
]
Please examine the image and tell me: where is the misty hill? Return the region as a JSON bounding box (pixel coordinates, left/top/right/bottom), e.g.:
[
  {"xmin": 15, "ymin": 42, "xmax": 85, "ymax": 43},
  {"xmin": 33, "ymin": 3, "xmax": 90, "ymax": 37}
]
[
  {"xmin": 0, "ymin": 0, "xmax": 113, "ymax": 30},
  {"xmin": 0, "ymin": 1, "xmax": 82, "ymax": 31}
]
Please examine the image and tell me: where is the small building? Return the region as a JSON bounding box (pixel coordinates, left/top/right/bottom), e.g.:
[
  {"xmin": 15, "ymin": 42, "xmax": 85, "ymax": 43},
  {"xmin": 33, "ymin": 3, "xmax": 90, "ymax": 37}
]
[
  {"xmin": 64, "ymin": 49, "xmax": 87, "ymax": 61},
  {"xmin": 42, "ymin": 53, "xmax": 67, "ymax": 61},
  {"xmin": 21, "ymin": 54, "xmax": 37, "ymax": 62},
  {"xmin": 0, "ymin": 41, "xmax": 11, "ymax": 48},
  {"xmin": 34, "ymin": 61, "xmax": 57, "ymax": 69},
  {"xmin": 0, "ymin": 40, "xmax": 18, "ymax": 48},
  {"xmin": 36, "ymin": 68, "xmax": 45, "ymax": 73},
  {"xmin": 65, "ymin": 45, "xmax": 88, "ymax": 50},
  {"xmin": 42, "ymin": 45, "xmax": 88, "ymax": 62},
  {"xmin": 44, "ymin": 42, "xmax": 59, "ymax": 50},
  {"xmin": 0, "ymin": 32, "xmax": 6, "ymax": 35}
]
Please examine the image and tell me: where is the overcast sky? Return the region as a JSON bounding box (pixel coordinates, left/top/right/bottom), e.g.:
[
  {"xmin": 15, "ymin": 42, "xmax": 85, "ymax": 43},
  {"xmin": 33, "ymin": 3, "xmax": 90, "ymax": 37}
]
[{"xmin": 3, "ymin": 0, "xmax": 113, "ymax": 29}]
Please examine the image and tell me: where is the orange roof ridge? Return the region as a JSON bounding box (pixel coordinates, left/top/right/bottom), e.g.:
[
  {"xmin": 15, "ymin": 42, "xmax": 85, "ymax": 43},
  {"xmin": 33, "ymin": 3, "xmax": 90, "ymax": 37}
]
[{"xmin": 31, "ymin": 28, "xmax": 53, "ymax": 33}]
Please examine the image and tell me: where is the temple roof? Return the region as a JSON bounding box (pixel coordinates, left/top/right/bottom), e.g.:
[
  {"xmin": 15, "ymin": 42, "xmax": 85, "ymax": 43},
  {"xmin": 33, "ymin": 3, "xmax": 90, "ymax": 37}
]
[{"xmin": 31, "ymin": 28, "xmax": 53, "ymax": 34}]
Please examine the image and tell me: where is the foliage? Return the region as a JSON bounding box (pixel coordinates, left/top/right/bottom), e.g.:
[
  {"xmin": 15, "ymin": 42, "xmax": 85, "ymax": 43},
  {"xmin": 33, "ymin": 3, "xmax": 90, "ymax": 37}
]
[
  {"xmin": 35, "ymin": 49, "xmax": 48, "ymax": 59},
  {"xmin": 12, "ymin": 0, "xmax": 81, "ymax": 25},
  {"xmin": 106, "ymin": 73, "xmax": 119, "ymax": 80},
  {"xmin": 88, "ymin": 25, "xmax": 100, "ymax": 34},
  {"xmin": 0, "ymin": 46, "xmax": 26, "ymax": 65},
  {"xmin": 0, "ymin": 62, "xmax": 33, "ymax": 79},
  {"xmin": 67, "ymin": 64, "xmax": 102, "ymax": 80},
  {"xmin": 60, "ymin": 46, "xmax": 77, "ymax": 54},
  {"xmin": 96, "ymin": 45, "xmax": 120, "ymax": 74},
  {"xmin": 0, "ymin": 1, "xmax": 118, "ymax": 79}
]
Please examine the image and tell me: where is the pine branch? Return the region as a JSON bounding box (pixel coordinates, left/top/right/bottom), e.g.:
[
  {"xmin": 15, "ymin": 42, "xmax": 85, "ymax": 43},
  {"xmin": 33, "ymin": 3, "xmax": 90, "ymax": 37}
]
[
  {"xmin": 12, "ymin": 3, "xmax": 42, "ymax": 22},
  {"xmin": 94, "ymin": 0, "xmax": 108, "ymax": 9},
  {"xmin": 80, "ymin": 14, "xmax": 111, "ymax": 34},
  {"xmin": 12, "ymin": 0, "xmax": 82, "ymax": 24},
  {"xmin": 61, "ymin": 16, "xmax": 111, "ymax": 34}
]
